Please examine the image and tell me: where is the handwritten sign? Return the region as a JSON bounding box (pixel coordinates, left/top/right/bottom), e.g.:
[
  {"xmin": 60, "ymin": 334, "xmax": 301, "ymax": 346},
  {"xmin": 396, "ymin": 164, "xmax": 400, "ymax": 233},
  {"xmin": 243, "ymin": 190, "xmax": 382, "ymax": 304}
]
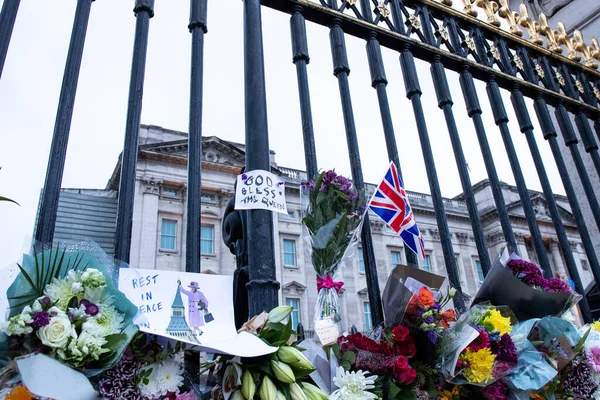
[
  {"xmin": 314, "ymin": 318, "xmax": 340, "ymax": 346},
  {"xmin": 234, "ymin": 170, "xmax": 287, "ymax": 214}
]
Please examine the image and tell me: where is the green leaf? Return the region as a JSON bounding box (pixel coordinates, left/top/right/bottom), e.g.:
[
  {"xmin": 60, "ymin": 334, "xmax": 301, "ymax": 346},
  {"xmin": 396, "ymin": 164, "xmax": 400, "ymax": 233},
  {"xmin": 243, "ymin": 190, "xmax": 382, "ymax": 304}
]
[
  {"xmin": 341, "ymin": 351, "xmax": 356, "ymax": 365},
  {"xmin": 0, "ymin": 196, "xmax": 19, "ymax": 206},
  {"xmin": 67, "ymin": 296, "xmax": 79, "ymax": 310}
]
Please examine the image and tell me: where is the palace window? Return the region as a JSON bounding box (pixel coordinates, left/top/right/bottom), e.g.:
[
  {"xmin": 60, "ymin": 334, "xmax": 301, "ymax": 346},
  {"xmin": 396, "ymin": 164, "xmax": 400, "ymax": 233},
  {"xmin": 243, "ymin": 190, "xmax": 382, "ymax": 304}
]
[
  {"xmin": 391, "ymin": 250, "xmax": 402, "ymax": 266},
  {"xmin": 422, "ymin": 254, "xmax": 431, "ymax": 272},
  {"xmin": 160, "ymin": 220, "xmax": 177, "ymax": 251},
  {"xmin": 363, "ymin": 302, "xmax": 372, "ymax": 331},
  {"xmin": 286, "ymin": 298, "xmax": 300, "ymax": 330},
  {"xmin": 358, "ymin": 248, "xmax": 365, "ymax": 273},
  {"xmin": 283, "ymin": 239, "xmax": 296, "ymax": 267},
  {"xmin": 475, "ymin": 260, "xmax": 484, "ymax": 283},
  {"xmin": 200, "ymin": 226, "xmax": 214, "ymax": 254}
]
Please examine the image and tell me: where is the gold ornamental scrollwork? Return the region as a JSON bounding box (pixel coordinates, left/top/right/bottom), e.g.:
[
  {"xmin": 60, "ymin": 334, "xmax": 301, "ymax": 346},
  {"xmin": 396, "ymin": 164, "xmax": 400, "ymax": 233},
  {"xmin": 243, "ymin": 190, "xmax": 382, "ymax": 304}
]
[
  {"xmin": 376, "ymin": 1, "xmax": 391, "ymax": 19},
  {"xmin": 573, "ymin": 30, "xmax": 598, "ymax": 69},
  {"xmin": 475, "ymin": 0, "xmax": 500, "ymax": 27},
  {"xmin": 556, "ymin": 22, "xmax": 581, "ymax": 62},
  {"xmin": 539, "ymin": 13, "xmax": 562, "ymax": 54},
  {"xmin": 518, "ymin": 4, "xmax": 543, "ymax": 46},
  {"xmin": 462, "ymin": 0, "xmax": 478, "ymax": 17},
  {"xmin": 497, "ymin": 0, "xmax": 522, "ymax": 37}
]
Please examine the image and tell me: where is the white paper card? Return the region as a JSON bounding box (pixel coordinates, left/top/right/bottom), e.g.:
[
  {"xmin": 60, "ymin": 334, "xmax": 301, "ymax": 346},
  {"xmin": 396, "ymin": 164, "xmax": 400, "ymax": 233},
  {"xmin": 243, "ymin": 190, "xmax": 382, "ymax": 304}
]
[
  {"xmin": 118, "ymin": 268, "xmax": 277, "ymax": 357},
  {"xmin": 16, "ymin": 354, "xmax": 100, "ymax": 400},
  {"xmin": 314, "ymin": 318, "xmax": 339, "ymax": 346},
  {"xmin": 234, "ymin": 170, "xmax": 287, "ymax": 214}
]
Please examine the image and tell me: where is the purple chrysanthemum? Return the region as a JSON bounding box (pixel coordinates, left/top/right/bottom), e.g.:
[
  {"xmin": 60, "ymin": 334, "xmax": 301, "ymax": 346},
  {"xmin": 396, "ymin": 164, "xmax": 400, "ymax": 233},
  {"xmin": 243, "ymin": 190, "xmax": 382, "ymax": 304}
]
[
  {"xmin": 481, "ymin": 379, "xmax": 508, "ymax": 400},
  {"xmin": 542, "ymin": 277, "xmax": 572, "ymax": 294},
  {"xmin": 80, "ymin": 299, "xmax": 99, "ymax": 316},
  {"xmin": 99, "ymin": 350, "xmax": 142, "ymax": 400},
  {"xmin": 507, "ymin": 259, "xmax": 545, "ymax": 287},
  {"xmin": 490, "ymin": 334, "xmax": 518, "ymax": 367},
  {"xmin": 562, "ymin": 355, "xmax": 598, "ymax": 397},
  {"xmin": 32, "ymin": 311, "xmax": 50, "ymax": 328}
]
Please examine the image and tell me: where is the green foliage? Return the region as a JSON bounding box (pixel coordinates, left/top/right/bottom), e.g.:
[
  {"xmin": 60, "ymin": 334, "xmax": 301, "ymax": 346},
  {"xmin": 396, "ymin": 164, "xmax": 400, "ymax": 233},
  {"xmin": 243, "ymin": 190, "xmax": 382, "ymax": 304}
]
[
  {"xmin": 339, "ymin": 351, "xmax": 356, "ymax": 371},
  {"xmin": 0, "ymin": 167, "xmax": 19, "ymax": 206}
]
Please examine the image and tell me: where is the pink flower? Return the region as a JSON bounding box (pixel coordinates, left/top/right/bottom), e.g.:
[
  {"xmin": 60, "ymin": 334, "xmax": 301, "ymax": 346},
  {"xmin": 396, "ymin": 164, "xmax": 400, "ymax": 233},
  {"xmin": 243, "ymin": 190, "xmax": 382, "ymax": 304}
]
[
  {"xmin": 588, "ymin": 346, "xmax": 600, "ymax": 374},
  {"xmin": 467, "ymin": 328, "xmax": 490, "ymax": 353},
  {"xmin": 396, "ymin": 367, "xmax": 416, "ymax": 385}
]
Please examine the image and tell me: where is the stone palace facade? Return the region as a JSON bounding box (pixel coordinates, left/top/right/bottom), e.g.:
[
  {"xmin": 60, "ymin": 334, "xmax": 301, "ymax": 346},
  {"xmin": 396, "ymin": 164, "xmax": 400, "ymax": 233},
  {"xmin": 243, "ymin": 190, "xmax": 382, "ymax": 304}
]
[{"xmin": 52, "ymin": 125, "xmax": 594, "ymax": 335}]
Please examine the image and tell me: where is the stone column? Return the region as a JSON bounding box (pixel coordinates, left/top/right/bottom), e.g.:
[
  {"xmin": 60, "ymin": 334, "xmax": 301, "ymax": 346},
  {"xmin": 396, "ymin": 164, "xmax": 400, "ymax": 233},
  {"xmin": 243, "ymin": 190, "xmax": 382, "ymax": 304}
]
[
  {"xmin": 550, "ymin": 241, "xmax": 566, "ymax": 276},
  {"xmin": 139, "ymin": 176, "xmax": 162, "ymax": 270},
  {"xmin": 515, "ymin": 233, "xmax": 529, "ymax": 260}
]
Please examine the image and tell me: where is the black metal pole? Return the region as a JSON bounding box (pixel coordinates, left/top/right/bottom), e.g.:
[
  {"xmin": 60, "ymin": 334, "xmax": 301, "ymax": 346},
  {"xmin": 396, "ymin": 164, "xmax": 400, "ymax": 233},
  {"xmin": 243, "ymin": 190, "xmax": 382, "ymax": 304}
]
[
  {"xmin": 486, "ymin": 79, "xmax": 553, "ymax": 277},
  {"xmin": 360, "ymin": 0, "xmax": 418, "ymax": 269},
  {"xmin": 0, "ymin": 0, "xmax": 20, "ymax": 81},
  {"xmin": 574, "ymin": 113, "xmax": 600, "ymax": 178},
  {"xmin": 290, "ymin": 6, "xmax": 318, "ymax": 180},
  {"xmin": 35, "ymin": 0, "xmax": 93, "ymax": 245},
  {"xmin": 114, "ymin": 0, "xmax": 154, "ymax": 263},
  {"xmin": 399, "ymin": 45, "xmax": 466, "ymax": 313},
  {"xmin": 328, "ymin": 17, "xmax": 384, "ymax": 325},
  {"xmin": 532, "ymin": 97, "xmax": 594, "ymax": 322},
  {"xmin": 430, "ymin": 56, "xmax": 491, "ymax": 275},
  {"xmin": 185, "ymin": 0, "xmax": 207, "ymax": 382},
  {"xmin": 243, "ymin": 0, "xmax": 280, "ymax": 317}
]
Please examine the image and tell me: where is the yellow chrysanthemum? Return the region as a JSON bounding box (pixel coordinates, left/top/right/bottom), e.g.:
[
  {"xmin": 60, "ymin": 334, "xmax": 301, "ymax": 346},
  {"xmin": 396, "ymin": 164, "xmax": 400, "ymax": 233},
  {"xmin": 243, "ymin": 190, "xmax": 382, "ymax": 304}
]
[
  {"xmin": 462, "ymin": 348, "xmax": 496, "ymax": 384},
  {"xmin": 591, "ymin": 321, "xmax": 600, "ymax": 332},
  {"xmin": 482, "ymin": 309, "xmax": 512, "ymax": 335},
  {"xmin": 440, "ymin": 385, "xmax": 459, "ymax": 400}
]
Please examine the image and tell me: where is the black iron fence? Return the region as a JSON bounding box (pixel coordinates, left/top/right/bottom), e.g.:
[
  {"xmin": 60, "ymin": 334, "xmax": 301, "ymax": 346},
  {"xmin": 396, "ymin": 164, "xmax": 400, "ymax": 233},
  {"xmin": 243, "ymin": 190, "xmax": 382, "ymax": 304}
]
[{"xmin": 1, "ymin": 0, "xmax": 600, "ymax": 340}]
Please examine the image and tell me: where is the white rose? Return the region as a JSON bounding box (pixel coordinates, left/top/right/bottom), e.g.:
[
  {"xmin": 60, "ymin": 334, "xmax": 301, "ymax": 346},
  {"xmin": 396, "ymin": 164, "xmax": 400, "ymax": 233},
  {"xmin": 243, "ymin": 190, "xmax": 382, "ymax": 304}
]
[{"xmin": 37, "ymin": 315, "xmax": 74, "ymax": 349}]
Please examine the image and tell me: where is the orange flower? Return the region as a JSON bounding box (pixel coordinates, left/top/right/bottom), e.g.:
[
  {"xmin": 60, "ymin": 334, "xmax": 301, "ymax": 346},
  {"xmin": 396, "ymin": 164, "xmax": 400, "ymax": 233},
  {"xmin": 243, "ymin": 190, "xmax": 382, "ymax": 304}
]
[
  {"xmin": 7, "ymin": 386, "xmax": 33, "ymax": 400},
  {"xmin": 418, "ymin": 287, "xmax": 435, "ymax": 307},
  {"xmin": 441, "ymin": 309, "xmax": 456, "ymax": 322}
]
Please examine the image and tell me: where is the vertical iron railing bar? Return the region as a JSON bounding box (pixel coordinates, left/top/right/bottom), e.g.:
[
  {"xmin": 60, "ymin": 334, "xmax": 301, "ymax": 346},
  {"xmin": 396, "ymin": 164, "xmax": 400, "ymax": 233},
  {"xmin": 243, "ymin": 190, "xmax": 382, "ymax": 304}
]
[
  {"xmin": 575, "ymin": 70, "xmax": 600, "ymax": 178},
  {"xmin": 185, "ymin": 0, "xmax": 208, "ymax": 380},
  {"xmin": 418, "ymin": 7, "xmax": 492, "ymax": 274},
  {"xmin": 398, "ymin": 44, "xmax": 466, "ymax": 312},
  {"xmin": 291, "ymin": 6, "xmax": 319, "ymax": 180},
  {"xmin": 526, "ymin": 63, "xmax": 594, "ymax": 321},
  {"xmin": 483, "ymin": 39, "xmax": 552, "ymax": 277},
  {"xmin": 457, "ymin": 26, "xmax": 519, "ymax": 254},
  {"xmin": 538, "ymin": 57, "xmax": 600, "ymax": 233},
  {"xmin": 508, "ymin": 47, "xmax": 583, "ymax": 289},
  {"xmin": 35, "ymin": 0, "xmax": 94, "ymax": 246},
  {"xmin": 328, "ymin": 0, "xmax": 384, "ymax": 326},
  {"xmin": 114, "ymin": 0, "xmax": 154, "ymax": 263},
  {"xmin": 243, "ymin": 0, "xmax": 280, "ymax": 317},
  {"xmin": 361, "ymin": 0, "xmax": 419, "ymax": 268},
  {"xmin": 556, "ymin": 64, "xmax": 600, "ymax": 179},
  {"xmin": 0, "ymin": 0, "xmax": 20, "ymax": 81},
  {"xmin": 389, "ymin": 0, "xmax": 407, "ymax": 36}
]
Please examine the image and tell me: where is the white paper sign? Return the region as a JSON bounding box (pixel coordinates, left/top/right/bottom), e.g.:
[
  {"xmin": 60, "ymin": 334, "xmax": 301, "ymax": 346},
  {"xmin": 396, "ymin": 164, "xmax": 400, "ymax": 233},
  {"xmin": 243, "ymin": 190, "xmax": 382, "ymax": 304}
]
[
  {"xmin": 234, "ymin": 170, "xmax": 287, "ymax": 214},
  {"xmin": 118, "ymin": 268, "xmax": 277, "ymax": 357},
  {"xmin": 314, "ymin": 318, "xmax": 340, "ymax": 346}
]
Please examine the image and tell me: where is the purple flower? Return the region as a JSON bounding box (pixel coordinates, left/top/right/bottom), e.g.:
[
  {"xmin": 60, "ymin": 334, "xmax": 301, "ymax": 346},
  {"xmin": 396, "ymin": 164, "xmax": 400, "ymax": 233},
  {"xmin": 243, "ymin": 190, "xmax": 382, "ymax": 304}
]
[
  {"xmin": 481, "ymin": 379, "xmax": 508, "ymax": 400},
  {"xmin": 80, "ymin": 299, "xmax": 99, "ymax": 316},
  {"xmin": 424, "ymin": 316, "xmax": 435, "ymax": 324},
  {"xmin": 426, "ymin": 330, "xmax": 438, "ymax": 344},
  {"xmin": 321, "ymin": 170, "xmax": 338, "ymax": 190},
  {"xmin": 99, "ymin": 350, "xmax": 142, "ymax": 400},
  {"xmin": 490, "ymin": 333, "xmax": 518, "ymax": 367},
  {"xmin": 300, "ymin": 180, "xmax": 315, "ymax": 192},
  {"xmin": 542, "ymin": 277, "xmax": 572, "ymax": 294},
  {"xmin": 562, "ymin": 355, "xmax": 598, "ymax": 397},
  {"xmin": 32, "ymin": 311, "xmax": 50, "ymax": 328},
  {"xmin": 40, "ymin": 296, "xmax": 52, "ymax": 308},
  {"xmin": 507, "ymin": 259, "xmax": 545, "ymax": 287},
  {"xmin": 588, "ymin": 346, "xmax": 600, "ymax": 373}
]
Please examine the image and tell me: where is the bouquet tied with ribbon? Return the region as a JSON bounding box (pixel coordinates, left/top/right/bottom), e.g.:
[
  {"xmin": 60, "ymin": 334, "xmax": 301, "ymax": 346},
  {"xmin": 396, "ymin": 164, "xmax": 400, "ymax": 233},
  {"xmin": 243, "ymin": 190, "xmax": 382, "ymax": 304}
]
[{"xmin": 301, "ymin": 170, "xmax": 366, "ymax": 331}]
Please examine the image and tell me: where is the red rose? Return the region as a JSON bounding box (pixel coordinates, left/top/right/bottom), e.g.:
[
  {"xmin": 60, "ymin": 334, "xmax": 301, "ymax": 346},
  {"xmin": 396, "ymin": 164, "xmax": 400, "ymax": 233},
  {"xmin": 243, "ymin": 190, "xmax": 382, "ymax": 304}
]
[
  {"xmin": 391, "ymin": 326, "xmax": 409, "ymax": 342},
  {"xmin": 393, "ymin": 355, "xmax": 409, "ymax": 374},
  {"xmin": 397, "ymin": 367, "xmax": 417, "ymax": 384},
  {"xmin": 397, "ymin": 337, "xmax": 417, "ymax": 357}
]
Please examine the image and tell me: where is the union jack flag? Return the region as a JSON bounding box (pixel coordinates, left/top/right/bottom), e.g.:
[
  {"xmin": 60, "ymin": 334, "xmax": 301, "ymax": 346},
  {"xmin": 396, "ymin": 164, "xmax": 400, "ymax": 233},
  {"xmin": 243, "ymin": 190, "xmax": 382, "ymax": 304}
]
[{"xmin": 368, "ymin": 162, "xmax": 426, "ymax": 259}]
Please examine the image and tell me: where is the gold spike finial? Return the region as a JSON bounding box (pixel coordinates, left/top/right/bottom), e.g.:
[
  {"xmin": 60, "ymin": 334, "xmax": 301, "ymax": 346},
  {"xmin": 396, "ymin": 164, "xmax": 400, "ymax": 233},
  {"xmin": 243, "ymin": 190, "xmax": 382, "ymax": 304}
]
[
  {"xmin": 475, "ymin": 0, "xmax": 501, "ymax": 27},
  {"xmin": 462, "ymin": 0, "xmax": 478, "ymax": 17},
  {"xmin": 518, "ymin": 4, "xmax": 543, "ymax": 46},
  {"xmin": 556, "ymin": 22, "xmax": 581, "ymax": 61},
  {"xmin": 436, "ymin": 0, "xmax": 454, "ymax": 6},
  {"xmin": 591, "ymin": 38, "xmax": 600, "ymax": 62},
  {"xmin": 498, "ymin": 0, "xmax": 523, "ymax": 36},
  {"xmin": 539, "ymin": 13, "xmax": 562, "ymax": 54},
  {"xmin": 573, "ymin": 30, "xmax": 598, "ymax": 69}
]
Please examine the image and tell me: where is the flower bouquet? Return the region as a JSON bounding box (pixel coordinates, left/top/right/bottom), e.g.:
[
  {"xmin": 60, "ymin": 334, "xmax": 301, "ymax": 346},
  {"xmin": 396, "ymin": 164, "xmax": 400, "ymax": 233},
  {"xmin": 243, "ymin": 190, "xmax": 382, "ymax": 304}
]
[
  {"xmin": 301, "ymin": 170, "xmax": 365, "ymax": 331},
  {"xmin": 0, "ymin": 245, "xmax": 138, "ymax": 376},
  {"xmin": 473, "ymin": 251, "xmax": 581, "ymax": 321},
  {"xmin": 437, "ymin": 303, "xmax": 518, "ymax": 389},
  {"xmin": 211, "ymin": 306, "xmax": 326, "ymax": 400},
  {"xmin": 99, "ymin": 333, "xmax": 198, "ymax": 400}
]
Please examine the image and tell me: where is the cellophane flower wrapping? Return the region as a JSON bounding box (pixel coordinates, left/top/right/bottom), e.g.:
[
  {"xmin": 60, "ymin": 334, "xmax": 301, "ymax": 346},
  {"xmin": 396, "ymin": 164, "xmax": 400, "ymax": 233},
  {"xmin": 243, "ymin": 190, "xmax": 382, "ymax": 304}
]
[
  {"xmin": 436, "ymin": 303, "xmax": 518, "ymax": 387},
  {"xmin": 0, "ymin": 241, "xmax": 139, "ymax": 378},
  {"xmin": 301, "ymin": 171, "xmax": 366, "ymax": 326},
  {"xmin": 474, "ymin": 250, "xmax": 582, "ymax": 322}
]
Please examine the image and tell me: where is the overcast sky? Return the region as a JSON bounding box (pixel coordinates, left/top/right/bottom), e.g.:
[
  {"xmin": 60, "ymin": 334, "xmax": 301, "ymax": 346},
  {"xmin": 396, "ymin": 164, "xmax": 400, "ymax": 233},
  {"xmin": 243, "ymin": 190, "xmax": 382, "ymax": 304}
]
[{"xmin": 0, "ymin": 0, "xmax": 565, "ymax": 267}]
